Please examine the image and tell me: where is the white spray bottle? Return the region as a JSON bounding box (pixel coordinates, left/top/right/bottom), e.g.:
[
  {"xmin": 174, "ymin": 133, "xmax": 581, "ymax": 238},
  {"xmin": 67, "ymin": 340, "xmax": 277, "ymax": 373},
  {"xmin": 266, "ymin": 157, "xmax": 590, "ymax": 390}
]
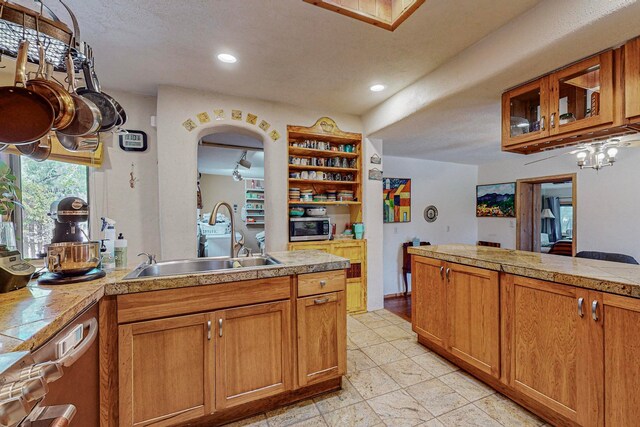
[{"xmin": 101, "ymin": 217, "xmax": 117, "ymax": 253}]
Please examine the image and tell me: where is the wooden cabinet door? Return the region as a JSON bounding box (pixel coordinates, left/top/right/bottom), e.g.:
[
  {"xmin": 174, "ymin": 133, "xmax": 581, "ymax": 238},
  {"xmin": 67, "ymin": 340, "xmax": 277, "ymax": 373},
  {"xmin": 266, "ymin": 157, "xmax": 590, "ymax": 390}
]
[
  {"xmin": 502, "ymin": 275, "xmax": 601, "ymax": 427},
  {"xmin": 446, "ymin": 263, "xmax": 500, "ymax": 378},
  {"xmin": 602, "ymin": 293, "xmax": 640, "ymax": 426},
  {"xmin": 549, "ymin": 51, "xmax": 615, "ymax": 135},
  {"xmin": 214, "ymin": 300, "xmax": 292, "ymax": 409},
  {"xmin": 411, "ymin": 256, "xmax": 447, "ymax": 347},
  {"xmin": 502, "ymin": 77, "xmax": 550, "ymax": 147},
  {"xmin": 297, "ymin": 291, "xmax": 346, "ymax": 386},
  {"xmin": 118, "ymin": 314, "xmax": 214, "ymax": 427},
  {"xmin": 333, "ymin": 241, "xmax": 367, "ymax": 313},
  {"xmin": 625, "ymin": 37, "xmax": 640, "ymax": 120}
]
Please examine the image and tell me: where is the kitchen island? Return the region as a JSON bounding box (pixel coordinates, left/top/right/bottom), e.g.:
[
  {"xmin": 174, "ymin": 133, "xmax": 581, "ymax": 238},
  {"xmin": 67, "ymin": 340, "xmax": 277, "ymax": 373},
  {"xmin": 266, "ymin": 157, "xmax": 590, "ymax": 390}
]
[
  {"xmin": 409, "ymin": 244, "xmax": 640, "ymax": 427},
  {"xmin": 0, "ymin": 250, "xmax": 349, "ymax": 427}
]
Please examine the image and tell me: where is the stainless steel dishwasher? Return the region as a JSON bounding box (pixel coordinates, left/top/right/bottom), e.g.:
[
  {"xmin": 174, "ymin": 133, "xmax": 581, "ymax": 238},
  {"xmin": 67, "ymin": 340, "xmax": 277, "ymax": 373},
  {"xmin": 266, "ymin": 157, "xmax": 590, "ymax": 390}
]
[{"xmin": 0, "ymin": 303, "xmax": 99, "ymax": 426}]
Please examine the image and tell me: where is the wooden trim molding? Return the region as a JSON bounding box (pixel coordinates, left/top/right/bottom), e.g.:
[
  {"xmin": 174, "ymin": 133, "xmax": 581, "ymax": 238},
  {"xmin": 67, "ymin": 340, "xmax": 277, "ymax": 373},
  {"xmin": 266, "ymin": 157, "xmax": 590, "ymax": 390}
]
[
  {"xmin": 516, "ymin": 173, "xmax": 577, "ymax": 256},
  {"xmin": 302, "ymin": 0, "xmax": 425, "ymax": 31},
  {"xmin": 99, "ymin": 296, "xmax": 119, "ymax": 427},
  {"xmin": 384, "ymin": 292, "xmax": 412, "ymax": 299}
]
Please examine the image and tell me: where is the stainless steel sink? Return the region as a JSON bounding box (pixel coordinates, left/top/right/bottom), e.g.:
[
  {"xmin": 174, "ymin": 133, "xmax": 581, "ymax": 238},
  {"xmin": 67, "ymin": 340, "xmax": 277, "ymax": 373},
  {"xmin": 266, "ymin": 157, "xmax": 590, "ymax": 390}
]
[{"xmin": 122, "ymin": 255, "xmax": 280, "ymax": 280}]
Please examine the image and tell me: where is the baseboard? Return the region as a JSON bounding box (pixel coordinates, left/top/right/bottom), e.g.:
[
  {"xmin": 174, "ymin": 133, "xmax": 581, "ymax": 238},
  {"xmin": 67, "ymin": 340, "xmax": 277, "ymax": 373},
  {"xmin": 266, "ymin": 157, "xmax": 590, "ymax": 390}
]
[{"xmin": 384, "ymin": 292, "xmax": 411, "ymax": 299}]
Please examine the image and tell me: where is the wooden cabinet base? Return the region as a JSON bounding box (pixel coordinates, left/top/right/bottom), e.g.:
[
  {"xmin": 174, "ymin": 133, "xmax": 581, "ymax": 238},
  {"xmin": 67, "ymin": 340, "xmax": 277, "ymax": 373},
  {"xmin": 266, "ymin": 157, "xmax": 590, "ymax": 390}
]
[
  {"xmin": 187, "ymin": 377, "xmax": 341, "ymax": 427},
  {"xmin": 416, "ymin": 336, "xmax": 579, "ymax": 427}
]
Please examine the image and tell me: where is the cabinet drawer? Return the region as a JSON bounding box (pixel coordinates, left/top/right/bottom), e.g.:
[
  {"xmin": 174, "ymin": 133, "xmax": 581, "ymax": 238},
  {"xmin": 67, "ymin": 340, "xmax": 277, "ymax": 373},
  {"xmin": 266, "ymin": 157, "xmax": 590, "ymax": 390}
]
[
  {"xmin": 117, "ymin": 276, "xmax": 291, "ymax": 323},
  {"xmin": 298, "ymin": 270, "xmax": 345, "ymax": 297}
]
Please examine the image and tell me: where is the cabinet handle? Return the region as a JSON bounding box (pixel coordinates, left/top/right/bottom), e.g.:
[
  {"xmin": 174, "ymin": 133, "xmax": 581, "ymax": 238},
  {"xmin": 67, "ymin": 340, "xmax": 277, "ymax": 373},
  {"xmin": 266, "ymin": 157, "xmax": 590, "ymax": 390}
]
[
  {"xmin": 207, "ymin": 320, "xmax": 211, "ymax": 340},
  {"xmin": 319, "ymin": 280, "xmax": 327, "ymax": 287},
  {"xmin": 592, "ymin": 300, "xmax": 599, "ymax": 321},
  {"xmin": 550, "ymin": 112, "xmax": 556, "ymax": 129},
  {"xmin": 577, "ymin": 297, "xmax": 584, "ymax": 318},
  {"xmin": 314, "ymin": 297, "xmax": 329, "ymax": 305},
  {"xmin": 218, "ymin": 319, "xmax": 223, "ymax": 337},
  {"xmin": 445, "ymin": 268, "xmax": 451, "ymax": 282},
  {"xmin": 540, "ymin": 115, "xmax": 546, "ymax": 131},
  {"xmin": 439, "ymin": 266, "xmax": 444, "ymax": 280}
]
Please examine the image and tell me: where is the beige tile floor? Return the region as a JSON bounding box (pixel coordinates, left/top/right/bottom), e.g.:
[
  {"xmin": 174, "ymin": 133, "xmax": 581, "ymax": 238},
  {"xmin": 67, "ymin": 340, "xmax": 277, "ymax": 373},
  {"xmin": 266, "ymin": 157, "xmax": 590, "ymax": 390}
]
[{"xmin": 224, "ymin": 309, "xmax": 551, "ymax": 427}]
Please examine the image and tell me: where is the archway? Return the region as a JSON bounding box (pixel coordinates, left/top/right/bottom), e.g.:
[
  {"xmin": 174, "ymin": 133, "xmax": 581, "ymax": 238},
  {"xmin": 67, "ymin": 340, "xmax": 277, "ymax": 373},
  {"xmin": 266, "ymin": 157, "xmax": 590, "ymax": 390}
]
[{"xmin": 196, "ymin": 125, "xmax": 268, "ymax": 257}]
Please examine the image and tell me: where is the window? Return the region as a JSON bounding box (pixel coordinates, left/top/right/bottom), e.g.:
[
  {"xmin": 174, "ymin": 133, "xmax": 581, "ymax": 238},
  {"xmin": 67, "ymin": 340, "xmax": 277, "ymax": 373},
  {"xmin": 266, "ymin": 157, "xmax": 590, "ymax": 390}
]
[
  {"xmin": 16, "ymin": 157, "xmax": 89, "ymax": 258},
  {"xmin": 559, "ymin": 204, "xmax": 574, "ymax": 238}
]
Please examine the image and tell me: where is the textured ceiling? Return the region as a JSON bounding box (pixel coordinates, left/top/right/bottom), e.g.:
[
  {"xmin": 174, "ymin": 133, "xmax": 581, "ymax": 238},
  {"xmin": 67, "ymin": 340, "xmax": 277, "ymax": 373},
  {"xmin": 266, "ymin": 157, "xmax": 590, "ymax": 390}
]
[
  {"xmin": 373, "ymin": 0, "xmax": 640, "ymax": 164},
  {"xmin": 24, "ymin": 0, "xmax": 542, "ymax": 115},
  {"xmin": 198, "ymin": 145, "xmax": 265, "ymax": 178}
]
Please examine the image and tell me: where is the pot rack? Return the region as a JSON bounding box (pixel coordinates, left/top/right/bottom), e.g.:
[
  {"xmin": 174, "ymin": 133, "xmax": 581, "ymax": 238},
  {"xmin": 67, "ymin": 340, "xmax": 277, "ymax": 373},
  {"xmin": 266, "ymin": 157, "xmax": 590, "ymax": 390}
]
[{"xmin": 0, "ymin": 0, "xmax": 87, "ymax": 72}]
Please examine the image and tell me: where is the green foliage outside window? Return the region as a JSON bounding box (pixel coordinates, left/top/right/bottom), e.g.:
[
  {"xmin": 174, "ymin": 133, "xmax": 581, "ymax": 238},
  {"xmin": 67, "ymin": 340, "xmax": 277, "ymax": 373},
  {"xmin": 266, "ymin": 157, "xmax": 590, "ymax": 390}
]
[{"xmin": 20, "ymin": 158, "xmax": 88, "ymax": 258}]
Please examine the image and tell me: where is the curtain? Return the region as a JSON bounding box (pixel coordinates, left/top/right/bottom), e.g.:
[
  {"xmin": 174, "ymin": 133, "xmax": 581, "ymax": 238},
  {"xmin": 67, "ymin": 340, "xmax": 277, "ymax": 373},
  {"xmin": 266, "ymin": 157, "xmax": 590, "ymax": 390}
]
[{"xmin": 542, "ymin": 197, "xmax": 562, "ymax": 242}]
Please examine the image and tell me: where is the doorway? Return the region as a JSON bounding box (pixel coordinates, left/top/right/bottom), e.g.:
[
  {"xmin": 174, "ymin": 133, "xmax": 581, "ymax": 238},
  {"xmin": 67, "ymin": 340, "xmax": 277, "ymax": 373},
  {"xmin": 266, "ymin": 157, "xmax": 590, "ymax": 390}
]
[
  {"xmin": 197, "ymin": 129, "xmax": 266, "ymax": 257},
  {"xmin": 516, "ymin": 174, "xmax": 576, "ymax": 255}
]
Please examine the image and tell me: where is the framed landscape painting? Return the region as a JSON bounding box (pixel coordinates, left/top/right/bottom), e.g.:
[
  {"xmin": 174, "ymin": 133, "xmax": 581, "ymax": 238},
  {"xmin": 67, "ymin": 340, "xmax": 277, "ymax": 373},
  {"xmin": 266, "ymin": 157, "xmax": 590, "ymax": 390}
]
[
  {"xmin": 476, "ymin": 182, "xmax": 516, "ymax": 217},
  {"xmin": 383, "ymin": 178, "xmax": 411, "ymax": 223}
]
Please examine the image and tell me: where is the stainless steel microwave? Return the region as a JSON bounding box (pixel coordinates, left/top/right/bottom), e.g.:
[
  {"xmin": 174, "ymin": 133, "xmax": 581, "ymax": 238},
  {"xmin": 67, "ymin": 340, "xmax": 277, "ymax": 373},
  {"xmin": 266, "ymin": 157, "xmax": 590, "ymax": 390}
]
[{"xmin": 289, "ymin": 217, "xmax": 331, "ymax": 241}]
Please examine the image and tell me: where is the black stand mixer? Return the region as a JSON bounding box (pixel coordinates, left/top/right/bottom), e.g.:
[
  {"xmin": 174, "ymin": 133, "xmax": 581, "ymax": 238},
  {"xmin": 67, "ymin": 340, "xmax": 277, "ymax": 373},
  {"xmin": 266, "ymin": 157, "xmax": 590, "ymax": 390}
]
[{"xmin": 38, "ymin": 197, "xmax": 105, "ymax": 285}]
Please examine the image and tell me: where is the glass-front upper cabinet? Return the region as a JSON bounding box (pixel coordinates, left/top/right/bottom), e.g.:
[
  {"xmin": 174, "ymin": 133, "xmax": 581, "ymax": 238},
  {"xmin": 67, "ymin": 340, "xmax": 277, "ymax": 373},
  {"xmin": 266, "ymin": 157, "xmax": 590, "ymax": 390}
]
[
  {"xmin": 502, "ymin": 77, "xmax": 550, "ymax": 147},
  {"xmin": 624, "ymin": 37, "xmax": 640, "ymax": 121},
  {"xmin": 549, "ymin": 51, "xmax": 614, "ymax": 135}
]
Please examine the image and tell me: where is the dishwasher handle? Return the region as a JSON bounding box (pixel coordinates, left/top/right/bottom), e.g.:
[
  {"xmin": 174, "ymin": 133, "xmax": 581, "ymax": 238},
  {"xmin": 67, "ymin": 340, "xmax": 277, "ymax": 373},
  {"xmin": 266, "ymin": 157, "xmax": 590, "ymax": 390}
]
[{"xmin": 56, "ymin": 318, "xmax": 98, "ymax": 368}]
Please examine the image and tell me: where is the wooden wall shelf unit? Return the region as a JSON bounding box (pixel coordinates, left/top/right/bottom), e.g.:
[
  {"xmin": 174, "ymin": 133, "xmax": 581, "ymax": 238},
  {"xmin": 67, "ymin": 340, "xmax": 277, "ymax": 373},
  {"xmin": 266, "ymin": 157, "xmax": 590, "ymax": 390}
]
[
  {"xmin": 502, "ymin": 39, "xmax": 640, "ymax": 155},
  {"xmin": 287, "ymin": 117, "xmax": 363, "ymax": 224}
]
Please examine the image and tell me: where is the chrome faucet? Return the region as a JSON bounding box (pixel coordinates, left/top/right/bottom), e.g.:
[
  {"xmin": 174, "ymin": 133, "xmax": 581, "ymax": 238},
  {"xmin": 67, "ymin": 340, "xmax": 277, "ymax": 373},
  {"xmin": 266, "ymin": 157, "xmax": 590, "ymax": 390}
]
[
  {"xmin": 209, "ymin": 201, "xmax": 244, "ymax": 258},
  {"xmin": 137, "ymin": 252, "xmax": 156, "ymax": 265}
]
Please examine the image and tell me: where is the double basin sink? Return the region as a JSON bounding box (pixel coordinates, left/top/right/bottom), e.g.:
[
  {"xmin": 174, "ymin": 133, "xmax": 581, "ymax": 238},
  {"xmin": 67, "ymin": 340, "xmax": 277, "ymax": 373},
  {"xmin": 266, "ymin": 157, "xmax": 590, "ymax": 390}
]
[{"xmin": 123, "ymin": 255, "xmax": 281, "ymax": 280}]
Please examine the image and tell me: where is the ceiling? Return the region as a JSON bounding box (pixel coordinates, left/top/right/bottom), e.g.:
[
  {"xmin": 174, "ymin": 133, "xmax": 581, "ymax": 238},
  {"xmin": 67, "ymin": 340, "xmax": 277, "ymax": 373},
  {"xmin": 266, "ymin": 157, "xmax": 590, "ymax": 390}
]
[
  {"xmin": 25, "ymin": 0, "xmax": 542, "ymax": 115},
  {"xmin": 198, "ymin": 142, "xmax": 265, "ymax": 178},
  {"xmin": 373, "ymin": 0, "xmax": 640, "ymax": 165}
]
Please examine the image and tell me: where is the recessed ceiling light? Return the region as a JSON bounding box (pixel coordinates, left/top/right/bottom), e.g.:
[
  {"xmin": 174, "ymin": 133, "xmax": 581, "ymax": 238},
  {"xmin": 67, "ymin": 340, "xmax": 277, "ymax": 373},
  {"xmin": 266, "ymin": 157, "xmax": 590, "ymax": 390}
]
[
  {"xmin": 370, "ymin": 84, "xmax": 385, "ymax": 92},
  {"xmin": 217, "ymin": 53, "xmax": 237, "ymax": 63}
]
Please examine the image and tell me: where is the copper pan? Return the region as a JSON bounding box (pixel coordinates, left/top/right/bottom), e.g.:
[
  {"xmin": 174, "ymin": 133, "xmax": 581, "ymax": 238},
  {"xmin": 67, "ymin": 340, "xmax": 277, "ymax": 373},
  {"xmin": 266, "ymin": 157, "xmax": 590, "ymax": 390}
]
[
  {"xmin": 26, "ymin": 43, "xmax": 75, "ymax": 130},
  {"xmin": 56, "ymin": 53, "xmax": 101, "ymax": 137},
  {"xmin": 17, "ymin": 133, "xmax": 52, "ymax": 162},
  {"xmin": 0, "ymin": 40, "xmax": 55, "ymax": 144}
]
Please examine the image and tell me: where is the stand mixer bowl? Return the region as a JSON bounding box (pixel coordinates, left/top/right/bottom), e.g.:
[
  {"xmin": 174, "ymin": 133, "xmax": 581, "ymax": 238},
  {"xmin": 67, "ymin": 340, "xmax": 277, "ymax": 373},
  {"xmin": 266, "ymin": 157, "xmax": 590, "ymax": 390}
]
[{"xmin": 45, "ymin": 241, "xmax": 101, "ymax": 276}]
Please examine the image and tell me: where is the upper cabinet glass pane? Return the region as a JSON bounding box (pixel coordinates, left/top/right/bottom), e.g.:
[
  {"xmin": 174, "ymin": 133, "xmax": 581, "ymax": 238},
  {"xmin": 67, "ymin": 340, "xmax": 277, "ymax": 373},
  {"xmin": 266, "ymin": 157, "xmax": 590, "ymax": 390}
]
[
  {"xmin": 558, "ymin": 65, "xmax": 601, "ymax": 124},
  {"xmin": 510, "ymin": 89, "xmax": 541, "ymax": 137}
]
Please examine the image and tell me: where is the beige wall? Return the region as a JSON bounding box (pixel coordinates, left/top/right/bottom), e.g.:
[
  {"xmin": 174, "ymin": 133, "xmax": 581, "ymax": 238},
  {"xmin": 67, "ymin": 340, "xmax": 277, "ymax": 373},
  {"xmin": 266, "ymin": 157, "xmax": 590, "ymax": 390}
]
[
  {"xmin": 199, "ymin": 174, "xmax": 264, "ymax": 252},
  {"xmin": 88, "ymin": 90, "xmax": 161, "ymax": 260}
]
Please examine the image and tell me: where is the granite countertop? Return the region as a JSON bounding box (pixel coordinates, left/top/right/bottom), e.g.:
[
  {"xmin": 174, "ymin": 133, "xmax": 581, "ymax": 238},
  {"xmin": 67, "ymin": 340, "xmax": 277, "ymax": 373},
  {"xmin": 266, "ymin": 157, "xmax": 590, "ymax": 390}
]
[
  {"xmin": 107, "ymin": 250, "xmax": 349, "ymax": 295},
  {"xmin": 0, "ymin": 250, "xmax": 348, "ymax": 355},
  {"xmin": 409, "ymin": 244, "xmax": 640, "ymax": 298}
]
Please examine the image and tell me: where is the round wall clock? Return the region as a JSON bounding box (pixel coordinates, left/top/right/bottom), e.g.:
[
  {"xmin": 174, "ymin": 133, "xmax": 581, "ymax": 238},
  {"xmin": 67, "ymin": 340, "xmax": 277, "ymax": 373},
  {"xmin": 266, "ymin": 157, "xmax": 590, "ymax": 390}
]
[{"xmin": 424, "ymin": 205, "xmax": 438, "ymax": 223}]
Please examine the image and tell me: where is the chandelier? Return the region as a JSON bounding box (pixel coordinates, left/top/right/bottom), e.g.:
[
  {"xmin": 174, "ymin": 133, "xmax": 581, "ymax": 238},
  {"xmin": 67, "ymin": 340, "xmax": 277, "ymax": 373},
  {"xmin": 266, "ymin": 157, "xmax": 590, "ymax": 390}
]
[
  {"xmin": 525, "ymin": 134, "xmax": 640, "ymax": 171},
  {"xmin": 576, "ymin": 142, "xmax": 618, "ymax": 170}
]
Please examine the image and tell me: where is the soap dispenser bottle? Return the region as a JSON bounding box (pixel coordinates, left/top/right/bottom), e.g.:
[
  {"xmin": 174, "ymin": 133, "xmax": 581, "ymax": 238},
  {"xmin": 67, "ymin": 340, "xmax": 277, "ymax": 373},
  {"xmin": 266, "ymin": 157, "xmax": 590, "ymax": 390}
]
[{"xmin": 115, "ymin": 233, "xmax": 128, "ymax": 269}]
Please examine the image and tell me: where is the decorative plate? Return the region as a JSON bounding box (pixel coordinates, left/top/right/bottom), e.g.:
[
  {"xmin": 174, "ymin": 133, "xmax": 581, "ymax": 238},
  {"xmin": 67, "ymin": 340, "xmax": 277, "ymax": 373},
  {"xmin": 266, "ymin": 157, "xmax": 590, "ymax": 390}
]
[{"xmin": 424, "ymin": 205, "xmax": 438, "ymax": 223}]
